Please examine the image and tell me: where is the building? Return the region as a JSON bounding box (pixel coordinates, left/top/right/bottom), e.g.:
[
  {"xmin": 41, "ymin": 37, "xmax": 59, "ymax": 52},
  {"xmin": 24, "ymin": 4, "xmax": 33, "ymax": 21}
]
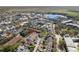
[
  {"xmin": 47, "ymin": 14, "xmax": 67, "ymax": 21},
  {"xmin": 61, "ymin": 20, "xmax": 73, "ymax": 24},
  {"xmin": 66, "ymin": 23, "xmax": 79, "ymax": 28},
  {"xmin": 63, "ymin": 35, "xmax": 78, "ymax": 52}
]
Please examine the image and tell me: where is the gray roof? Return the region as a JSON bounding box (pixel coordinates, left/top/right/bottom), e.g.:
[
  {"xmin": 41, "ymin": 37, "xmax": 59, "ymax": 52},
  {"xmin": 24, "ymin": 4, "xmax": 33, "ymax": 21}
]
[
  {"xmin": 66, "ymin": 23, "xmax": 79, "ymax": 28},
  {"xmin": 64, "ymin": 37, "xmax": 75, "ymax": 47},
  {"xmin": 64, "ymin": 36, "xmax": 78, "ymax": 52},
  {"xmin": 67, "ymin": 47, "xmax": 78, "ymax": 52},
  {"xmin": 61, "ymin": 20, "xmax": 72, "ymax": 24}
]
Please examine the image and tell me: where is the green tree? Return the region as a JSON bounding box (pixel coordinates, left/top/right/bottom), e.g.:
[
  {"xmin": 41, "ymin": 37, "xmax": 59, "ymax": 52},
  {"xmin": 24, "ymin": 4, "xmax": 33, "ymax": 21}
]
[
  {"xmin": 2, "ymin": 45, "xmax": 16, "ymax": 52},
  {"xmin": 20, "ymin": 31, "xmax": 27, "ymax": 37},
  {"xmin": 28, "ymin": 44, "xmax": 35, "ymax": 52}
]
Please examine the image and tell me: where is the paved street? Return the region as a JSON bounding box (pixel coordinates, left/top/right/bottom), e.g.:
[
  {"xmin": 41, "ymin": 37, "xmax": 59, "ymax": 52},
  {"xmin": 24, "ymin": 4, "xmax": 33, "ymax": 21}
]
[{"xmin": 33, "ymin": 36, "xmax": 42, "ymax": 52}]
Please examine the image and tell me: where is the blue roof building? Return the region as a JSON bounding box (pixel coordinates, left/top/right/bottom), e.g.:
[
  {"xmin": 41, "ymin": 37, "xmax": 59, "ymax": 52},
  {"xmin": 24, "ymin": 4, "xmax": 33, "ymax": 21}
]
[{"xmin": 47, "ymin": 14, "xmax": 67, "ymax": 21}]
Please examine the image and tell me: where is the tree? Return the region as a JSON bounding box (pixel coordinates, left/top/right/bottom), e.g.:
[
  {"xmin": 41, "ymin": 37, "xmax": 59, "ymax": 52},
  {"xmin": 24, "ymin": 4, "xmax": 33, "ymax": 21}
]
[
  {"xmin": 58, "ymin": 39, "xmax": 65, "ymax": 51},
  {"xmin": 2, "ymin": 45, "xmax": 16, "ymax": 52},
  {"xmin": 20, "ymin": 31, "xmax": 27, "ymax": 37},
  {"xmin": 39, "ymin": 28, "xmax": 48, "ymax": 37},
  {"xmin": 28, "ymin": 44, "xmax": 35, "ymax": 52},
  {"xmin": 55, "ymin": 24, "xmax": 61, "ymax": 34}
]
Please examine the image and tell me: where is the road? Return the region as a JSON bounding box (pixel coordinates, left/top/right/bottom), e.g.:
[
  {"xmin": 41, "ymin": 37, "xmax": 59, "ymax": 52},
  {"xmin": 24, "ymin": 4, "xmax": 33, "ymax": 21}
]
[
  {"xmin": 45, "ymin": 37, "xmax": 53, "ymax": 52},
  {"xmin": 55, "ymin": 34, "xmax": 63, "ymax": 52},
  {"xmin": 33, "ymin": 36, "xmax": 43, "ymax": 52},
  {"xmin": 52, "ymin": 24, "xmax": 65, "ymax": 52}
]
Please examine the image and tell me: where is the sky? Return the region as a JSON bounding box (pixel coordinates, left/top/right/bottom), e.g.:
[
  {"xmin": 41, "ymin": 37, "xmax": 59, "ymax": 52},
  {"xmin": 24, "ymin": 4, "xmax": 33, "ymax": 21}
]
[{"xmin": 0, "ymin": 0, "xmax": 79, "ymax": 6}]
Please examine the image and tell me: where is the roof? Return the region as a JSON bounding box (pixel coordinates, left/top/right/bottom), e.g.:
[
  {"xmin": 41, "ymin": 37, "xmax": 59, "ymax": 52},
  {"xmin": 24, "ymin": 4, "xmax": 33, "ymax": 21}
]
[
  {"xmin": 66, "ymin": 23, "xmax": 79, "ymax": 28},
  {"xmin": 64, "ymin": 36, "xmax": 78, "ymax": 52},
  {"xmin": 67, "ymin": 47, "xmax": 78, "ymax": 52},
  {"xmin": 61, "ymin": 20, "xmax": 72, "ymax": 24},
  {"xmin": 47, "ymin": 14, "xmax": 67, "ymax": 20},
  {"xmin": 64, "ymin": 37, "xmax": 75, "ymax": 47}
]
